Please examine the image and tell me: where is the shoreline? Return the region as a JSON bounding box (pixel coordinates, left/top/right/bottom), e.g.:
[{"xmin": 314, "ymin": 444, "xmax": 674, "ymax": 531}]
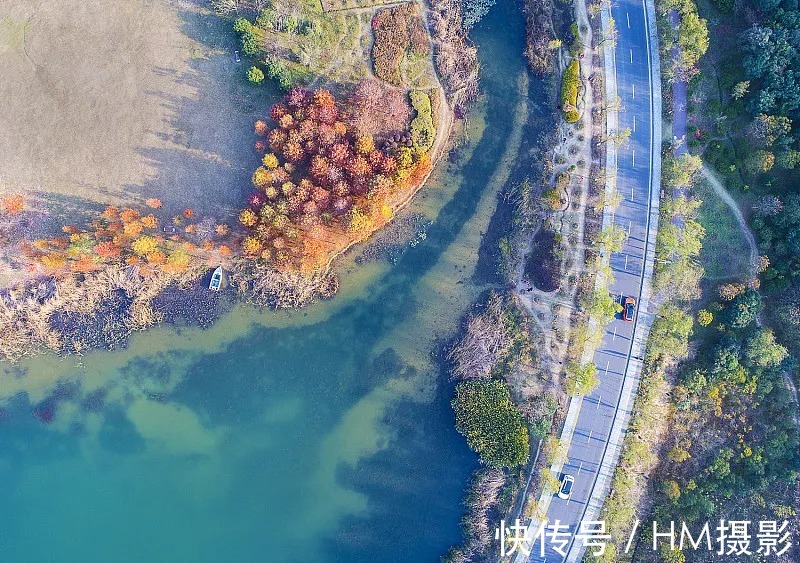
[{"xmin": 0, "ymin": 43, "xmax": 463, "ymax": 364}]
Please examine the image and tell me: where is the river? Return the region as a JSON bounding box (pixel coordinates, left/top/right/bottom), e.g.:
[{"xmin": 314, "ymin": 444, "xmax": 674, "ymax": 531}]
[{"xmin": 0, "ymin": 1, "xmax": 539, "ymax": 560}]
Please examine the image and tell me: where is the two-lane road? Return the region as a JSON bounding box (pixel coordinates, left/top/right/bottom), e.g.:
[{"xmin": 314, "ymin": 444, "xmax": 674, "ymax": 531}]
[{"xmin": 527, "ymin": 0, "xmax": 661, "ymax": 560}]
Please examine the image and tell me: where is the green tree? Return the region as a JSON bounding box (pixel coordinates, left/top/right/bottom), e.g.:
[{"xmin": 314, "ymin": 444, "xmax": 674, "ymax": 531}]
[
  {"xmin": 560, "ymin": 59, "xmax": 581, "ymax": 123},
  {"xmin": 247, "ymin": 66, "xmax": 264, "ymax": 84},
  {"xmin": 776, "ymin": 150, "xmax": 800, "ymax": 169},
  {"xmin": 732, "ymin": 80, "xmax": 750, "ymax": 99},
  {"xmin": 596, "ymin": 224, "xmax": 628, "ymax": 252},
  {"xmin": 697, "ymin": 309, "xmax": 713, "ymax": 326},
  {"xmin": 677, "ymin": 11, "xmax": 709, "ymax": 75},
  {"xmin": 522, "ymin": 395, "xmax": 558, "ymax": 439},
  {"xmin": 585, "ymin": 290, "xmax": 623, "ymax": 324},
  {"xmin": 744, "ymin": 329, "xmax": 788, "ymax": 367},
  {"xmin": 661, "ymin": 546, "xmax": 686, "ymax": 563},
  {"xmin": 746, "ymin": 150, "xmax": 775, "ymax": 174},
  {"xmin": 747, "ymin": 113, "xmax": 792, "ymax": 148},
  {"xmin": 648, "ymin": 304, "xmax": 693, "ymax": 359},
  {"xmin": 663, "ymin": 153, "xmax": 702, "ymax": 189},
  {"xmin": 663, "ymin": 479, "xmax": 682, "ymax": 500},
  {"xmin": 255, "ymin": 7, "xmax": 275, "ymax": 29},
  {"xmin": 727, "ymin": 289, "xmax": 761, "ymax": 328},
  {"xmin": 565, "ymin": 361, "xmax": 600, "ymax": 396},
  {"xmin": 284, "ymin": 14, "xmax": 299, "ymax": 34},
  {"xmin": 607, "ymin": 127, "xmax": 632, "ymax": 147}
]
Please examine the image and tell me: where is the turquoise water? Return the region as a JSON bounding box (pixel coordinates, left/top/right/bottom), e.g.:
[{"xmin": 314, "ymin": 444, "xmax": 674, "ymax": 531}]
[{"xmin": 0, "ymin": 2, "xmax": 532, "ymax": 561}]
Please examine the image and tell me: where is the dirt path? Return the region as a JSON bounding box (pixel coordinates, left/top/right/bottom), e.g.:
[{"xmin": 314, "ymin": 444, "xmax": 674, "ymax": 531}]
[{"xmin": 699, "ymin": 165, "xmax": 758, "ymax": 275}]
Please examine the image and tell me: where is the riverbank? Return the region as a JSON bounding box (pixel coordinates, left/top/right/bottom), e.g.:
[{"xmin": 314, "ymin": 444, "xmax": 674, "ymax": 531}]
[{"xmin": 0, "ymin": 0, "xmax": 476, "ymax": 363}]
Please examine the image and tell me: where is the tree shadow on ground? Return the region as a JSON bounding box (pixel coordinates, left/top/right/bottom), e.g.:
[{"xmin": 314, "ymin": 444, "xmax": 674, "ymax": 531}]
[{"xmin": 123, "ymin": 5, "xmax": 281, "ymax": 225}]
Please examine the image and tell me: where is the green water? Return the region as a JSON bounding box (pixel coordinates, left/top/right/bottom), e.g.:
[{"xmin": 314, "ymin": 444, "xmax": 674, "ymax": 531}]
[{"xmin": 0, "ymin": 2, "xmax": 536, "ymax": 561}]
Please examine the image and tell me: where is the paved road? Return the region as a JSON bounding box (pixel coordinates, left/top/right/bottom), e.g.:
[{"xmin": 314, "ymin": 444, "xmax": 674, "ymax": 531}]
[{"xmin": 526, "ymin": 0, "xmax": 661, "ymax": 560}]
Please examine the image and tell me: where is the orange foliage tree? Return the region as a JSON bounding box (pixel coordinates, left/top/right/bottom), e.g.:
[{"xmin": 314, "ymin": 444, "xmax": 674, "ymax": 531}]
[
  {"xmin": 238, "ymin": 86, "xmax": 433, "ymax": 272},
  {"xmin": 1, "ymin": 194, "xmax": 25, "ymax": 214}
]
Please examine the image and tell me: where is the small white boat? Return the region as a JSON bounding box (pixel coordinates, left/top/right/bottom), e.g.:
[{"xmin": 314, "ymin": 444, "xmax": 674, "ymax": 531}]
[{"xmin": 209, "ymin": 267, "xmax": 223, "ymax": 291}]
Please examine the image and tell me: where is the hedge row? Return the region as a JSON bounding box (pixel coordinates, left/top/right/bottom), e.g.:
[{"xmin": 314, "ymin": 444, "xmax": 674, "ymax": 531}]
[
  {"xmin": 410, "ymin": 90, "xmax": 435, "ymax": 152},
  {"xmin": 561, "ymin": 59, "xmax": 581, "ymax": 123}
]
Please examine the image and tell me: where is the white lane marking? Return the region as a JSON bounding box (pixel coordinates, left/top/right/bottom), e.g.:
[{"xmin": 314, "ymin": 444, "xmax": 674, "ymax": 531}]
[
  {"xmin": 632, "ymin": 84, "xmax": 635, "ymax": 99},
  {"xmin": 596, "ymin": 395, "xmax": 601, "ymax": 410},
  {"xmin": 629, "ymin": 220, "xmax": 632, "ymax": 233},
  {"xmin": 612, "ymin": 327, "xmax": 617, "ymax": 341},
  {"xmin": 604, "ymin": 360, "xmax": 610, "ymax": 377},
  {"xmin": 633, "ymin": 115, "xmax": 636, "ymax": 132},
  {"xmin": 627, "ymin": 12, "xmax": 631, "ymax": 28},
  {"xmin": 577, "ymin": 461, "xmax": 584, "ymax": 477},
  {"xmin": 630, "ymin": 49, "xmax": 633, "ymax": 64},
  {"xmin": 632, "ymin": 150, "xmax": 635, "ymax": 168},
  {"xmin": 588, "ymin": 429, "xmax": 593, "ymax": 443},
  {"xmin": 624, "ymin": 254, "xmax": 629, "ymax": 270},
  {"xmin": 631, "ymin": 186, "xmax": 635, "ymax": 200}
]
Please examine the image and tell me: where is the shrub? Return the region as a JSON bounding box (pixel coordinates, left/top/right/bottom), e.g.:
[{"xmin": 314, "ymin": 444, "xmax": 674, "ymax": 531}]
[
  {"xmin": 348, "ymin": 79, "xmax": 410, "ymax": 135},
  {"xmin": 409, "ymin": 90, "xmax": 435, "ymax": 152},
  {"xmin": 560, "ymin": 59, "xmax": 581, "ymax": 123},
  {"xmin": 371, "ymin": 3, "xmax": 430, "ymax": 86},
  {"xmin": 410, "ymin": 115, "xmax": 435, "ymax": 152},
  {"xmin": 452, "ymin": 379, "xmax": 530, "ymax": 468},
  {"xmin": 247, "ymin": 66, "xmax": 265, "ymax": 84}
]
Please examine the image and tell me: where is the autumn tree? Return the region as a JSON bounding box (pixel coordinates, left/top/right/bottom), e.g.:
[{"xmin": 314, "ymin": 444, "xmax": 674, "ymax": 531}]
[
  {"xmin": 1, "ymin": 194, "xmax": 25, "ymax": 214},
  {"xmin": 348, "ymin": 79, "xmax": 410, "ymax": 135}
]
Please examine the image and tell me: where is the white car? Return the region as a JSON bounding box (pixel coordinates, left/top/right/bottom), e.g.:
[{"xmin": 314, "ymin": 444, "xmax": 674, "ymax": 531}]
[{"xmin": 558, "ymin": 474, "xmax": 575, "ymax": 500}]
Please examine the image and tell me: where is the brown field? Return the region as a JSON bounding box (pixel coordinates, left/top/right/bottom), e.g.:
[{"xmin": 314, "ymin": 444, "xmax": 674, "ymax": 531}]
[{"xmin": 0, "ymin": 0, "xmax": 276, "ymax": 225}]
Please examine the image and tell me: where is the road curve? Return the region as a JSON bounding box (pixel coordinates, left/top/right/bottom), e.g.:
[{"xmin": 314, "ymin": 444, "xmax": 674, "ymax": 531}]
[{"xmin": 521, "ymin": 0, "xmax": 662, "ymax": 560}]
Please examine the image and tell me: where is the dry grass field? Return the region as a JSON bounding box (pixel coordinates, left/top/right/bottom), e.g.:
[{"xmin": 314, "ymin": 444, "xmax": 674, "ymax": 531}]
[{"xmin": 0, "ymin": 0, "xmax": 276, "ymax": 225}]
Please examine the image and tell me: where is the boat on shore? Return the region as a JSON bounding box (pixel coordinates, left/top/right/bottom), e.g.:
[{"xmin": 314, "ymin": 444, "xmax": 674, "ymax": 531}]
[{"xmin": 209, "ymin": 267, "xmax": 223, "ymax": 291}]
